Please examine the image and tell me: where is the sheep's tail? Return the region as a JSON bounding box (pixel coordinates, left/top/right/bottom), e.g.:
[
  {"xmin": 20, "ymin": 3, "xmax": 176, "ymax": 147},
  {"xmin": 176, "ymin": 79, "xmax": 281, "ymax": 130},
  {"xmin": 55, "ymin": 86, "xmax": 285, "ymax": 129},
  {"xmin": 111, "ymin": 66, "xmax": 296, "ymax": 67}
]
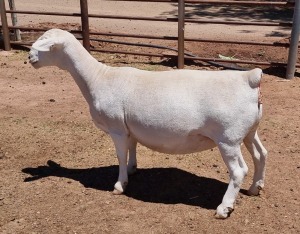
[
  {"xmin": 246, "ymin": 68, "xmax": 263, "ymax": 119},
  {"xmin": 247, "ymin": 68, "xmax": 263, "ymax": 88}
]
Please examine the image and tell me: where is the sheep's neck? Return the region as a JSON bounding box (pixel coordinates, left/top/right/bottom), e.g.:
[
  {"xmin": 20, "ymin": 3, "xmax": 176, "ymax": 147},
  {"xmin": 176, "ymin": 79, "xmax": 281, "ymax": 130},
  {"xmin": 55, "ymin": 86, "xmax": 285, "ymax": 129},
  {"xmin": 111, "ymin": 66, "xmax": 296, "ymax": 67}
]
[{"xmin": 65, "ymin": 43, "xmax": 107, "ymax": 105}]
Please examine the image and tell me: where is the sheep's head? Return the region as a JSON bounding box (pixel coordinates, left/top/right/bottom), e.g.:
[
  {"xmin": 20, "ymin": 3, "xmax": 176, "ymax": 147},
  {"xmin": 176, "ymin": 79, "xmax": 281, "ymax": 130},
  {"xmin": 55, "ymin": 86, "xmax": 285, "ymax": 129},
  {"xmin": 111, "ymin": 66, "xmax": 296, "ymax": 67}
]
[{"xmin": 29, "ymin": 29, "xmax": 74, "ymax": 70}]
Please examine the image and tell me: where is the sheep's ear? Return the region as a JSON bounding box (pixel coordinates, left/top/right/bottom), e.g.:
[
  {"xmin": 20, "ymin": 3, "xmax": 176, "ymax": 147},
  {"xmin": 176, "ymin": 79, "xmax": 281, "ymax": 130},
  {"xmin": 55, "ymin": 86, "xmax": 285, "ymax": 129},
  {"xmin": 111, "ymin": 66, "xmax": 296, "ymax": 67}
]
[{"xmin": 31, "ymin": 37, "xmax": 64, "ymax": 52}]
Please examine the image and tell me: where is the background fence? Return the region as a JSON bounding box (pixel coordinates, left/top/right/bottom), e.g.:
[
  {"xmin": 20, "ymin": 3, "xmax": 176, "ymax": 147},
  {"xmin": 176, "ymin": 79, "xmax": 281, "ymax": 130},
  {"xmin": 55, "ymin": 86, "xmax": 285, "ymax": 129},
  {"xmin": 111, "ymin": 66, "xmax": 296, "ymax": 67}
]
[{"xmin": 0, "ymin": 0, "xmax": 299, "ymax": 78}]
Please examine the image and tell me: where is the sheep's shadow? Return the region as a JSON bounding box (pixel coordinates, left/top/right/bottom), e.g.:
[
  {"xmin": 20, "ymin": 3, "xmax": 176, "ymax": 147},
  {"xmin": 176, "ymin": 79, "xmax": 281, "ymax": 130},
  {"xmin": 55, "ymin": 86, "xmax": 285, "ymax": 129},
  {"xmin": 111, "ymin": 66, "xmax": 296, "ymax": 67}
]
[{"xmin": 22, "ymin": 160, "xmax": 229, "ymax": 210}]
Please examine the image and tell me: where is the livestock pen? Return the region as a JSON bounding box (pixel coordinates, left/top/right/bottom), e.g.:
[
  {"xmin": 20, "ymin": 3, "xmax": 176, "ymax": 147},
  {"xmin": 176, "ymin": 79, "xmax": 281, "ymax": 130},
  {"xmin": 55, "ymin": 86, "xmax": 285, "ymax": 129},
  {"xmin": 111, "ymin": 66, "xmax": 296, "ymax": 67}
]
[
  {"xmin": 0, "ymin": 0, "xmax": 299, "ymax": 78},
  {"xmin": 1, "ymin": 1, "xmax": 300, "ymax": 233}
]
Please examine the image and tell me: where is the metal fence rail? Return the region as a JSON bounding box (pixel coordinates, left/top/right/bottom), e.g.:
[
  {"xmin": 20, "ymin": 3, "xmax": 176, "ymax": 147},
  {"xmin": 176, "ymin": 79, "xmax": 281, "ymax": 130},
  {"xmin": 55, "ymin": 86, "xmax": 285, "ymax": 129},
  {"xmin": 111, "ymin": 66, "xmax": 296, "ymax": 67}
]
[
  {"xmin": 4, "ymin": 9, "xmax": 293, "ymax": 27},
  {"xmin": 0, "ymin": 0, "xmax": 299, "ymax": 78},
  {"xmin": 115, "ymin": 0, "xmax": 293, "ymax": 5}
]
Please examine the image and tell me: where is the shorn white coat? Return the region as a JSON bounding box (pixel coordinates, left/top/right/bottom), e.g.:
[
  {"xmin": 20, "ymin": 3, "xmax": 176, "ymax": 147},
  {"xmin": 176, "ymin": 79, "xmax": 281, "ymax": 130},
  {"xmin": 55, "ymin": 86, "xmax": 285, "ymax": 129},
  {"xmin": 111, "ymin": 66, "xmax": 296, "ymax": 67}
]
[{"xmin": 29, "ymin": 29, "xmax": 267, "ymax": 219}]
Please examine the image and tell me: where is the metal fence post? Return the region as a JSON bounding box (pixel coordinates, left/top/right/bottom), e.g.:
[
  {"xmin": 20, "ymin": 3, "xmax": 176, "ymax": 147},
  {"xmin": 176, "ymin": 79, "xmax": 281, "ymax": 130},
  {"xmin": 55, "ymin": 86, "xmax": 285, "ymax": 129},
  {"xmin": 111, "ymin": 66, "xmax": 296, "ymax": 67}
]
[
  {"xmin": 0, "ymin": 0, "xmax": 11, "ymax": 50},
  {"xmin": 8, "ymin": 0, "xmax": 21, "ymax": 41},
  {"xmin": 178, "ymin": 0, "xmax": 185, "ymax": 69},
  {"xmin": 286, "ymin": 0, "xmax": 300, "ymax": 79},
  {"xmin": 80, "ymin": 0, "xmax": 90, "ymax": 52}
]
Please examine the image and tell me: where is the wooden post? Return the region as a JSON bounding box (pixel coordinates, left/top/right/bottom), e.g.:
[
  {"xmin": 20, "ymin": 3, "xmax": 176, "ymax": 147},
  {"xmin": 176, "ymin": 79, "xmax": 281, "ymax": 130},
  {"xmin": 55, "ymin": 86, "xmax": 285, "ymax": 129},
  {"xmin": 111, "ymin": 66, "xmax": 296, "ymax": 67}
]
[
  {"xmin": 286, "ymin": 0, "xmax": 300, "ymax": 79},
  {"xmin": 8, "ymin": 0, "xmax": 21, "ymax": 41},
  {"xmin": 80, "ymin": 0, "xmax": 90, "ymax": 52},
  {"xmin": 0, "ymin": 0, "xmax": 11, "ymax": 50},
  {"xmin": 178, "ymin": 0, "xmax": 185, "ymax": 69}
]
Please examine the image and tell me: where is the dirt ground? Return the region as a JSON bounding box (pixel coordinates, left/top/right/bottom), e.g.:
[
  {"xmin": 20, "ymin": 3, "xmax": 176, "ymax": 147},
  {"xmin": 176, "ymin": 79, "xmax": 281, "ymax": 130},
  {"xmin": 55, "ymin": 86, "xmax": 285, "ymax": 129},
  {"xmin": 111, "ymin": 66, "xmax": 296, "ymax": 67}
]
[{"xmin": 1, "ymin": 1, "xmax": 300, "ymax": 234}]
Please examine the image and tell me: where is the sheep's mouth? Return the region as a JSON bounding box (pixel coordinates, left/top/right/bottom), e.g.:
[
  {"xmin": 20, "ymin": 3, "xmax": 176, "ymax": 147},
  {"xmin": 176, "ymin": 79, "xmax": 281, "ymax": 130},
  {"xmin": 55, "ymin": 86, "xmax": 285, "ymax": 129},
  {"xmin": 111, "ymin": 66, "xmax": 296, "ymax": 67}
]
[
  {"xmin": 28, "ymin": 52, "xmax": 39, "ymax": 65},
  {"xmin": 28, "ymin": 58, "xmax": 40, "ymax": 69},
  {"xmin": 29, "ymin": 58, "xmax": 38, "ymax": 65}
]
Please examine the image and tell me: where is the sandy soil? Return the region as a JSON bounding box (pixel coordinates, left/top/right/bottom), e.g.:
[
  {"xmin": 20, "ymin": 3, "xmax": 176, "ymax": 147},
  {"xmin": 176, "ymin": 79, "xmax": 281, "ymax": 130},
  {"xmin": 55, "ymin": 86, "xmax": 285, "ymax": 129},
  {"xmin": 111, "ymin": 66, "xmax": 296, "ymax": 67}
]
[
  {"xmin": 1, "ymin": 1, "xmax": 300, "ymax": 233},
  {"xmin": 1, "ymin": 48, "xmax": 300, "ymax": 234}
]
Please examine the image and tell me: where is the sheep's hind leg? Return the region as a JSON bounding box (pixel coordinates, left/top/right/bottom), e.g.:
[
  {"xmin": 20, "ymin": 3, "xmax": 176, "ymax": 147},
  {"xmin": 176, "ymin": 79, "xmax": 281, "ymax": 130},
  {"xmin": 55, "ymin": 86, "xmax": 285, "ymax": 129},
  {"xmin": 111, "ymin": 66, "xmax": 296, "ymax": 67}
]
[
  {"xmin": 110, "ymin": 134, "xmax": 129, "ymax": 195},
  {"xmin": 243, "ymin": 130, "xmax": 267, "ymax": 196},
  {"xmin": 215, "ymin": 143, "xmax": 248, "ymax": 219},
  {"xmin": 127, "ymin": 138, "xmax": 137, "ymax": 175}
]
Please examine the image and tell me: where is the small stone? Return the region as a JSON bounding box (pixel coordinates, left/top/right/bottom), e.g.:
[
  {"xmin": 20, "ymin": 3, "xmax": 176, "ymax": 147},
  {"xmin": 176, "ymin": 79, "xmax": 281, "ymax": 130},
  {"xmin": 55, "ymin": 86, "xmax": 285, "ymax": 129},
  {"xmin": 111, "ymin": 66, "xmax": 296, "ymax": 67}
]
[{"xmin": 49, "ymin": 99, "xmax": 55, "ymax": 102}]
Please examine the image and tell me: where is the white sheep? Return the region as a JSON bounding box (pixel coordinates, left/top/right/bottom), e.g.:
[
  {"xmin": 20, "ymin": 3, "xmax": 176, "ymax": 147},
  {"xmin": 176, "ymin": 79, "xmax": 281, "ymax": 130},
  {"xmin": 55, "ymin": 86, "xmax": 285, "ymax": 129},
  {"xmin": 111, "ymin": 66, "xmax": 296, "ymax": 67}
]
[{"xmin": 29, "ymin": 29, "xmax": 267, "ymax": 219}]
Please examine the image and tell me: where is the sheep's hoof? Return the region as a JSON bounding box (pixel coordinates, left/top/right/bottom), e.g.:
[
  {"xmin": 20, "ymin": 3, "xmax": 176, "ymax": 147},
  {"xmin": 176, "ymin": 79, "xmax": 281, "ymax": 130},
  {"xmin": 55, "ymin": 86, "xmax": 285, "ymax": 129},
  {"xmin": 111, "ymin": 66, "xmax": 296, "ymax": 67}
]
[
  {"xmin": 215, "ymin": 205, "xmax": 234, "ymax": 219},
  {"xmin": 247, "ymin": 183, "xmax": 264, "ymax": 196},
  {"xmin": 112, "ymin": 189, "xmax": 123, "ymax": 195},
  {"xmin": 112, "ymin": 181, "xmax": 127, "ymax": 195},
  {"xmin": 247, "ymin": 189, "xmax": 259, "ymax": 196}
]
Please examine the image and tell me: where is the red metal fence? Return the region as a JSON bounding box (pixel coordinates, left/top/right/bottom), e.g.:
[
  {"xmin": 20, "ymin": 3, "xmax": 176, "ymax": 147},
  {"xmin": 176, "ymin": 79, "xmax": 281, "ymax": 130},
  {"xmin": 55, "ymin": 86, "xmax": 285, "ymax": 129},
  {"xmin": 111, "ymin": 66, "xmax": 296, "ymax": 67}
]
[{"xmin": 0, "ymin": 0, "xmax": 299, "ymax": 78}]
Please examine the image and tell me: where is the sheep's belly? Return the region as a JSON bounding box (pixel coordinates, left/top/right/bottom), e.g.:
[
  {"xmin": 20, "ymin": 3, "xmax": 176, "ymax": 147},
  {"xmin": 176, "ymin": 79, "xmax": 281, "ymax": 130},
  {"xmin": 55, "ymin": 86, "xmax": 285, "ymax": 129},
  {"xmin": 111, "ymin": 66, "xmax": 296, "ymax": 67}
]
[{"xmin": 131, "ymin": 129, "xmax": 216, "ymax": 154}]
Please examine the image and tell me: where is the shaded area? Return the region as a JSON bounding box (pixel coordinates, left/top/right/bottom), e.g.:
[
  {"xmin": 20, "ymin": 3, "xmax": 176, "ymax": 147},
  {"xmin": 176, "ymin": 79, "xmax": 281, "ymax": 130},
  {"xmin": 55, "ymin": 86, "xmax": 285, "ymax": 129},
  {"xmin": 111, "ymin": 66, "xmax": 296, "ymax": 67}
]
[
  {"xmin": 263, "ymin": 66, "xmax": 287, "ymax": 78},
  {"xmin": 162, "ymin": 3, "xmax": 293, "ymax": 37},
  {"xmin": 163, "ymin": 4, "xmax": 293, "ymax": 22},
  {"xmin": 22, "ymin": 160, "xmax": 228, "ymax": 210}
]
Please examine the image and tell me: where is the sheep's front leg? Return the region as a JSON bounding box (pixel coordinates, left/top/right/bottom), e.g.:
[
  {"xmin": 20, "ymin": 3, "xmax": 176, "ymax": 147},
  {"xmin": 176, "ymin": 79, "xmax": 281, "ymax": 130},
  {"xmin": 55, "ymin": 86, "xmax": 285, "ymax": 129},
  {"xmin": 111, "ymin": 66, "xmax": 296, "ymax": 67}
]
[
  {"xmin": 110, "ymin": 134, "xmax": 129, "ymax": 195},
  {"xmin": 215, "ymin": 143, "xmax": 248, "ymax": 219},
  {"xmin": 128, "ymin": 138, "xmax": 137, "ymax": 175}
]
